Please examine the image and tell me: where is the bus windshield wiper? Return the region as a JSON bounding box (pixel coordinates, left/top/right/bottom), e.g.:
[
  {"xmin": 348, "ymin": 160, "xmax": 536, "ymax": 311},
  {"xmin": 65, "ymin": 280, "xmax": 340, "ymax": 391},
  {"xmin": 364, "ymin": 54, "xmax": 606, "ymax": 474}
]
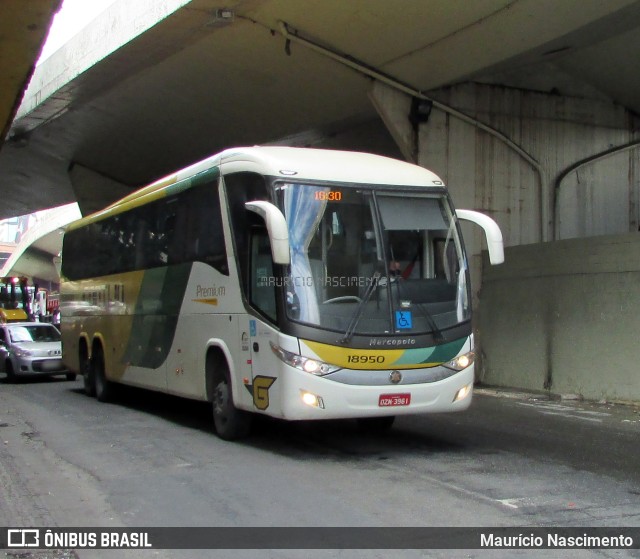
[
  {"xmin": 414, "ymin": 302, "xmax": 444, "ymax": 343},
  {"xmin": 339, "ymin": 271, "xmax": 381, "ymax": 344}
]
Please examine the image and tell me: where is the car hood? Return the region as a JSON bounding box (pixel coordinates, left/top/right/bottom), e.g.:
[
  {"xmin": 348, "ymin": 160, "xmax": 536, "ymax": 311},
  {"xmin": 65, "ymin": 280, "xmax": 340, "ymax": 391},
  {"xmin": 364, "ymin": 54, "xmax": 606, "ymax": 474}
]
[{"xmin": 12, "ymin": 341, "xmax": 62, "ymax": 356}]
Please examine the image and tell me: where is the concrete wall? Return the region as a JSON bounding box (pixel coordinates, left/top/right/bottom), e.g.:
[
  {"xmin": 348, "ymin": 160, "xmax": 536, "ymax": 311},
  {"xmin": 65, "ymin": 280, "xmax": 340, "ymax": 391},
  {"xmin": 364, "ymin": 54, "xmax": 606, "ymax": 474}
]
[
  {"xmin": 414, "ymin": 83, "xmax": 640, "ymax": 302},
  {"xmin": 477, "ymin": 233, "xmax": 640, "ymax": 402},
  {"xmin": 421, "ymin": 82, "xmax": 640, "ymax": 245}
]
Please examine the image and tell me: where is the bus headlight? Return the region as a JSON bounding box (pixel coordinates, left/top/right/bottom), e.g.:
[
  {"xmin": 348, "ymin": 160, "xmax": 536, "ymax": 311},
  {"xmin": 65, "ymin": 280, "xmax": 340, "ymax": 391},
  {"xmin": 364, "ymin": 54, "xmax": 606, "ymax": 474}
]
[
  {"xmin": 270, "ymin": 343, "xmax": 341, "ymax": 376},
  {"xmin": 453, "ymin": 383, "xmax": 472, "ymax": 402},
  {"xmin": 442, "ymin": 351, "xmax": 475, "ymax": 371},
  {"xmin": 300, "ymin": 390, "xmax": 325, "ymax": 408}
]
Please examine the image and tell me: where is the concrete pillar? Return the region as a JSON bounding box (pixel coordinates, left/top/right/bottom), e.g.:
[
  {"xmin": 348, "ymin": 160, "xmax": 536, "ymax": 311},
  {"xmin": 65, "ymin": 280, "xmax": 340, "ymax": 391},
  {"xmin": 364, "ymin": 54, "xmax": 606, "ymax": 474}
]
[
  {"xmin": 69, "ymin": 163, "xmax": 131, "ymax": 215},
  {"xmin": 368, "ymin": 81, "xmax": 415, "ymax": 163}
]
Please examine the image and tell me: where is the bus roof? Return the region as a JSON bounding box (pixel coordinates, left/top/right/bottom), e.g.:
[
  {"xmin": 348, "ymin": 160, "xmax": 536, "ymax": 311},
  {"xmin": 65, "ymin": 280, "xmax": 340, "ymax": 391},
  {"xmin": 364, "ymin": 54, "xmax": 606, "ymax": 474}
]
[
  {"xmin": 190, "ymin": 146, "xmax": 443, "ymax": 187},
  {"xmin": 69, "ymin": 147, "xmax": 446, "ymax": 229}
]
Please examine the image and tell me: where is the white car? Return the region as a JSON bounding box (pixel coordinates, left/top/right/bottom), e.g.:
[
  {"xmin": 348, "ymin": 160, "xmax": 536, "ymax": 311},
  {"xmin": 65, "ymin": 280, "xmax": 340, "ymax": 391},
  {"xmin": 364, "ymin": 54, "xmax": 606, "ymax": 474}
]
[{"xmin": 0, "ymin": 322, "xmax": 76, "ymax": 381}]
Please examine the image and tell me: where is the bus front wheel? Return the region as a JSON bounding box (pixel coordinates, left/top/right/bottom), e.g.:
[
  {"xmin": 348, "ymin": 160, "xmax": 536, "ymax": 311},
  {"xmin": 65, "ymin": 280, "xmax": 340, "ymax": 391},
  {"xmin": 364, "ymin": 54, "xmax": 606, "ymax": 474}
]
[{"xmin": 210, "ymin": 357, "xmax": 252, "ymax": 440}]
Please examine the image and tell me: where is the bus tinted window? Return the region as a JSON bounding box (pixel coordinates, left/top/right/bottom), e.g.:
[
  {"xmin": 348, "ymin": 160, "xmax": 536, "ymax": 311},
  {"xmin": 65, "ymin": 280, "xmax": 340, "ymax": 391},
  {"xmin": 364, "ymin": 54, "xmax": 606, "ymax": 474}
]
[
  {"xmin": 224, "ymin": 172, "xmax": 271, "ymax": 308},
  {"xmin": 62, "ymin": 179, "xmax": 227, "ymax": 279}
]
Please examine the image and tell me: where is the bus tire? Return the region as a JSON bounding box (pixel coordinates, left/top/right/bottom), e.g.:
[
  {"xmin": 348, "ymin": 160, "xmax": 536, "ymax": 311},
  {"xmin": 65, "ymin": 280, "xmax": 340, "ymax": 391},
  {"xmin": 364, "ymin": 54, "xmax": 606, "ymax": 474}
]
[
  {"xmin": 93, "ymin": 346, "xmax": 115, "ymax": 403},
  {"xmin": 357, "ymin": 416, "xmax": 395, "ymax": 432},
  {"xmin": 209, "ymin": 354, "xmax": 252, "ymax": 440},
  {"xmin": 81, "ymin": 346, "xmax": 95, "ymax": 396}
]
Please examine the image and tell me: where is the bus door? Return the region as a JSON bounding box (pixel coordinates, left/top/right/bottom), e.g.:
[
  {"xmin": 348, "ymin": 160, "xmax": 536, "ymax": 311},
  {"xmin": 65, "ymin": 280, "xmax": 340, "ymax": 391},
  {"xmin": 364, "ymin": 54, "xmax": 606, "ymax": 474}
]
[{"xmin": 243, "ymin": 226, "xmax": 281, "ymax": 415}]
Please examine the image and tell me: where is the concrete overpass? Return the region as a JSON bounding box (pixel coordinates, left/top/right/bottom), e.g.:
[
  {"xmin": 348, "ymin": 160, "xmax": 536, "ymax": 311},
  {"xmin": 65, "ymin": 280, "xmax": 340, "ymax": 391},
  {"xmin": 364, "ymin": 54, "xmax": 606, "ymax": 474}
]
[
  {"xmin": 2, "ymin": 0, "xmax": 640, "ymax": 401},
  {"xmin": 2, "ymin": 0, "xmax": 640, "ymax": 221}
]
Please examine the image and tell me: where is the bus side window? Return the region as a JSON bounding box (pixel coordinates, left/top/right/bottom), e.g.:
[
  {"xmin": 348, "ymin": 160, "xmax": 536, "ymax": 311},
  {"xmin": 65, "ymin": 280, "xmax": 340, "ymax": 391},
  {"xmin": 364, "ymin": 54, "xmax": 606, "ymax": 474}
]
[
  {"xmin": 164, "ymin": 209, "xmax": 183, "ymax": 265},
  {"xmin": 249, "ymin": 227, "xmax": 277, "ymax": 322},
  {"xmin": 184, "ymin": 181, "xmax": 227, "ymax": 274}
]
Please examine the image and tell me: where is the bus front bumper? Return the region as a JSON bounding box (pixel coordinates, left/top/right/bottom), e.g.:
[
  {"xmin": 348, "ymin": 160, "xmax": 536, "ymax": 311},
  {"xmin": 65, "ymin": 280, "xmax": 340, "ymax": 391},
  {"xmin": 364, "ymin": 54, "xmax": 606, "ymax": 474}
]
[{"xmin": 277, "ymin": 364, "xmax": 475, "ymax": 421}]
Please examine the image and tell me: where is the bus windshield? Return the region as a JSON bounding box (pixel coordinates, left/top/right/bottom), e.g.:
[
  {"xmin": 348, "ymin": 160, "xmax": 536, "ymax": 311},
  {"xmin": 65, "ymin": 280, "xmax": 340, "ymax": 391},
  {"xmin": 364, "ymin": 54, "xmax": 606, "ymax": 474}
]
[{"xmin": 277, "ymin": 182, "xmax": 470, "ymax": 338}]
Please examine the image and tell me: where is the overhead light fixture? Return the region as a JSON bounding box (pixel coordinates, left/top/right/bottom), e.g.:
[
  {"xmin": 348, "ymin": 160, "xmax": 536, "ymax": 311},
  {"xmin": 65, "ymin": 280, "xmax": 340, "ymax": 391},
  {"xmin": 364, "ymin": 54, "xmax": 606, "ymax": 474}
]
[
  {"xmin": 216, "ymin": 8, "xmax": 234, "ymax": 20},
  {"xmin": 206, "ymin": 8, "xmax": 235, "ymax": 27},
  {"xmin": 409, "ymin": 97, "xmax": 433, "ymax": 131}
]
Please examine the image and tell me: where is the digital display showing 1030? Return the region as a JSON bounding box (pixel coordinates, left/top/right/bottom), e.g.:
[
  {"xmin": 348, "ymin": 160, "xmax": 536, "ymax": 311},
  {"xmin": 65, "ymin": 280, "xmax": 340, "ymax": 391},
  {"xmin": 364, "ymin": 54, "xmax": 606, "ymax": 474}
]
[{"xmin": 314, "ymin": 190, "xmax": 343, "ymax": 201}]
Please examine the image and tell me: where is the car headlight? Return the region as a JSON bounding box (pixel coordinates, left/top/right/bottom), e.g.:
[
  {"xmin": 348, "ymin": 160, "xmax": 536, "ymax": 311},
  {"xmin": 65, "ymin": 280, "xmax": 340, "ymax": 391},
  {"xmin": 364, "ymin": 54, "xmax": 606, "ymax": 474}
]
[
  {"xmin": 13, "ymin": 348, "xmax": 34, "ymax": 358},
  {"xmin": 270, "ymin": 343, "xmax": 341, "ymax": 376},
  {"xmin": 442, "ymin": 351, "xmax": 475, "ymax": 371}
]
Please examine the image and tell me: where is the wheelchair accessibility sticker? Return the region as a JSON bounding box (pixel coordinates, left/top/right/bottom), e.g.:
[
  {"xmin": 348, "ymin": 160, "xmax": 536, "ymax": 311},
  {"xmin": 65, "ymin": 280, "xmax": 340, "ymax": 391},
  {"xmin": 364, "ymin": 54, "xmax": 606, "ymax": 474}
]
[{"xmin": 395, "ymin": 310, "xmax": 412, "ymax": 329}]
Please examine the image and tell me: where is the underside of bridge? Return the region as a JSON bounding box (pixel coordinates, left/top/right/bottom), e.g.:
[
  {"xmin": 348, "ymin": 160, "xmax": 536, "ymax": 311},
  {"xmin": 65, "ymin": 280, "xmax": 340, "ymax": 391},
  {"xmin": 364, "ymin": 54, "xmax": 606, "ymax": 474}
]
[{"xmin": 2, "ymin": 0, "xmax": 640, "ymax": 222}]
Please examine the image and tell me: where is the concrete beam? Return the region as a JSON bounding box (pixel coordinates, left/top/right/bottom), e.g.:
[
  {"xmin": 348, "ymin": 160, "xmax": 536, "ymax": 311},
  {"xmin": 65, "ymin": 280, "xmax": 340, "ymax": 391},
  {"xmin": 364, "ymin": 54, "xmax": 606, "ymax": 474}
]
[
  {"xmin": 368, "ymin": 81, "xmax": 415, "ymax": 163},
  {"xmin": 0, "ymin": 0, "xmax": 62, "ymax": 142},
  {"xmin": 14, "ymin": 0, "xmax": 191, "ymax": 134},
  {"xmin": 69, "ymin": 163, "xmax": 131, "ymax": 215}
]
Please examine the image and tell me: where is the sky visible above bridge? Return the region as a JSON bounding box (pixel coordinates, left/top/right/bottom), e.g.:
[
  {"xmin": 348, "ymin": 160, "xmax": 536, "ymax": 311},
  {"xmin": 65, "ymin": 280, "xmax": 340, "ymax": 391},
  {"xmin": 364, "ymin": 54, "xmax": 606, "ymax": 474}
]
[{"xmin": 38, "ymin": 0, "xmax": 117, "ymax": 64}]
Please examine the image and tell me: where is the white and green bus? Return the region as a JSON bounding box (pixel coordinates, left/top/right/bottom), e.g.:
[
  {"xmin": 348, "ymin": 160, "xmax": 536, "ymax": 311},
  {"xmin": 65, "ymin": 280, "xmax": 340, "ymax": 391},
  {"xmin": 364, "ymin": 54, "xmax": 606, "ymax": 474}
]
[{"xmin": 60, "ymin": 147, "xmax": 503, "ymax": 439}]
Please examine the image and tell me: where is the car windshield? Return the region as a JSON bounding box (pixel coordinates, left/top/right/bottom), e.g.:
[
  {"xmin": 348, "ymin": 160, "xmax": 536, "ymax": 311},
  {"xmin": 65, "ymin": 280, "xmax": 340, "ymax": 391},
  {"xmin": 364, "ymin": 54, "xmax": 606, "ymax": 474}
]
[
  {"xmin": 276, "ymin": 182, "xmax": 470, "ymax": 337},
  {"xmin": 9, "ymin": 325, "xmax": 61, "ymax": 343}
]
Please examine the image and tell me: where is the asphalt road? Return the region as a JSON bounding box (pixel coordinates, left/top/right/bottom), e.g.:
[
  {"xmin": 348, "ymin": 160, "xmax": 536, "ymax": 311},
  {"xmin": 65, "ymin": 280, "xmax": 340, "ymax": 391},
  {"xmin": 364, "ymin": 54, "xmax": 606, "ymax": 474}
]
[{"xmin": 1, "ymin": 375, "xmax": 639, "ymax": 559}]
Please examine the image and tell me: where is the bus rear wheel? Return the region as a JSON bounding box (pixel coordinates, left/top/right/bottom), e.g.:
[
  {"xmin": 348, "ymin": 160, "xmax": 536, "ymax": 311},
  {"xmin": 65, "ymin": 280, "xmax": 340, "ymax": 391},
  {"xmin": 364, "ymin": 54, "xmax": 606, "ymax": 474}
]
[
  {"xmin": 92, "ymin": 347, "xmax": 115, "ymax": 403},
  {"xmin": 210, "ymin": 358, "xmax": 252, "ymax": 441},
  {"xmin": 81, "ymin": 348, "xmax": 95, "ymax": 396}
]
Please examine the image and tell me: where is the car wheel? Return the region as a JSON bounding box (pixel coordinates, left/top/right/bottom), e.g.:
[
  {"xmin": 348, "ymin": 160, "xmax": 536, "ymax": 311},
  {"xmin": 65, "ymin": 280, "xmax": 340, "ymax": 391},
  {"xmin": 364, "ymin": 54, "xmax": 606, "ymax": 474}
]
[
  {"xmin": 211, "ymin": 358, "xmax": 251, "ymax": 440},
  {"xmin": 66, "ymin": 373, "xmax": 77, "ymax": 381},
  {"xmin": 5, "ymin": 360, "xmax": 16, "ymax": 383},
  {"xmin": 93, "ymin": 348, "xmax": 115, "ymax": 403}
]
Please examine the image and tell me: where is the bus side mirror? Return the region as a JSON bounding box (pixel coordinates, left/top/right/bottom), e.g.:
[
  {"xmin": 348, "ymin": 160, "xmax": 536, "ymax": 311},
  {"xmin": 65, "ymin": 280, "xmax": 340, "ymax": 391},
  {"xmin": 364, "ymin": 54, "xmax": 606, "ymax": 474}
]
[
  {"xmin": 245, "ymin": 201, "xmax": 291, "ymax": 265},
  {"xmin": 455, "ymin": 209, "xmax": 504, "ymax": 265}
]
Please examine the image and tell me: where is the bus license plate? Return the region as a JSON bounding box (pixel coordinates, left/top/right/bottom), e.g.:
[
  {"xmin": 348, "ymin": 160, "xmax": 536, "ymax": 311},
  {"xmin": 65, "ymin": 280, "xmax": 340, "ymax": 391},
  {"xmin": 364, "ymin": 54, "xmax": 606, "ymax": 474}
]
[{"xmin": 378, "ymin": 393, "xmax": 411, "ymax": 407}]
